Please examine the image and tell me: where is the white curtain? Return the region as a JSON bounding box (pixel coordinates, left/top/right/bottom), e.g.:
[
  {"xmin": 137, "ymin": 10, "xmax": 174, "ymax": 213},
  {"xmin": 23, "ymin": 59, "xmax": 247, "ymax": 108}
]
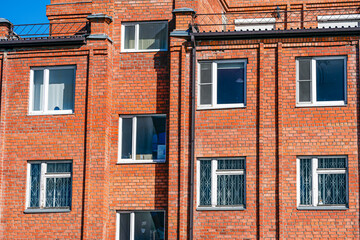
[
  {"xmin": 48, "ymin": 69, "xmax": 74, "ymax": 111},
  {"xmin": 33, "ymin": 70, "xmax": 44, "ymax": 111}
]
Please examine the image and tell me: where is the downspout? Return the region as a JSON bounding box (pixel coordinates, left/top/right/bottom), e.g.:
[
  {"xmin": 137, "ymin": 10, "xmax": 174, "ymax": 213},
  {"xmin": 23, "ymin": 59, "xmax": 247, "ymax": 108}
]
[{"xmin": 189, "ymin": 32, "xmax": 196, "ymax": 240}]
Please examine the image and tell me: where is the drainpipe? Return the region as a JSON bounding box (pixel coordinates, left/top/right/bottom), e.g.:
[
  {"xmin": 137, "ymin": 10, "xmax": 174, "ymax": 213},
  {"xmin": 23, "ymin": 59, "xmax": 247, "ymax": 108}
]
[{"xmin": 189, "ymin": 32, "xmax": 196, "ymax": 240}]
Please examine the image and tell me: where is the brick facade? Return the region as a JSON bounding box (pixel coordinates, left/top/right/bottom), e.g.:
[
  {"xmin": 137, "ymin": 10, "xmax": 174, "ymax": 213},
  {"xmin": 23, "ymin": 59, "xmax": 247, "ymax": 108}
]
[{"xmin": 0, "ymin": 0, "xmax": 359, "ymax": 239}]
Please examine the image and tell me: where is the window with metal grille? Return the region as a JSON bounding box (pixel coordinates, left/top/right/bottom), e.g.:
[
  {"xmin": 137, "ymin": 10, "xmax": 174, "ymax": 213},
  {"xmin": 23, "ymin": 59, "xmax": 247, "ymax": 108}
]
[
  {"xmin": 197, "ymin": 158, "xmax": 246, "ymax": 210},
  {"xmin": 297, "ymin": 157, "xmax": 348, "ymax": 209},
  {"xmin": 26, "ymin": 161, "xmax": 72, "ymax": 213}
]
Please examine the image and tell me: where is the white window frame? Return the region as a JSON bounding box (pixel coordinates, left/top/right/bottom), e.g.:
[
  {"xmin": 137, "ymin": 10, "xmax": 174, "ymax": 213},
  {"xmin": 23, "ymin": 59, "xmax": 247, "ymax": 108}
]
[
  {"xmin": 121, "ymin": 21, "xmax": 168, "ymax": 52},
  {"xmin": 28, "ymin": 66, "xmax": 76, "ymax": 115},
  {"xmin": 197, "ymin": 59, "xmax": 247, "ymax": 110},
  {"xmin": 116, "ymin": 210, "xmax": 166, "ymax": 240},
  {"xmin": 118, "ymin": 114, "xmax": 167, "ymax": 164},
  {"xmin": 296, "ymin": 156, "xmax": 348, "ymax": 210},
  {"xmin": 296, "ymin": 56, "xmax": 347, "ymax": 107},
  {"xmin": 196, "ymin": 158, "xmax": 246, "ymax": 210},
  {"xmin": 25, "ymin": 160, "xmax": 72, "ymax": 213},
  {"xmin": 235, "ymin": 18, "xmax": 276, "ymax": 31}
]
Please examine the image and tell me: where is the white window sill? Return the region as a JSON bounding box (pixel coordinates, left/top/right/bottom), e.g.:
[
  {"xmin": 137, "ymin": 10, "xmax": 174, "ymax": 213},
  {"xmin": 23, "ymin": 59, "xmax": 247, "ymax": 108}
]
[
  {"xmin": 297, "ymin": 205, "xmax": 348, "ymax": 210},
  {"xmin": 197, "ymin": 104, "xmax": 246, "ymax": 111},
  {"xmin": 197, "ymin": 206, "xmax": 245, "ymax": 211},
  {"xmin": 24, "ymin": 208, "xmax": 71, "ymax": 214},
  {"xmin": 28, "ymin": 110, "xmax": 74, "ymax": 116},
  {"xmin": 121, "ymin": 49, "xmax": 168, "ymax": 53},
  {"xmin": 296, "ymin": 102, "xmax": 346, "ymax": 108},
  {"xmin": 117, "ymin": 159, "xmax": 166, "ymax": 164}
]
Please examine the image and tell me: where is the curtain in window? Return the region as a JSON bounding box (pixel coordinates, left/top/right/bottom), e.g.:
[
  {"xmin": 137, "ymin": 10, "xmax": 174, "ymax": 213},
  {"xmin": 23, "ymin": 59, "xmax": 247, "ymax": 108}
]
[
  {"xmin": 48, "ymin": 69, "xmax": 74, "ymax": 111},
  {"xmin": 139, "ymin": 23, "xmax": 167, "ymax": 50},
  {"xmin": 33, "ymin": 70, "xmax": 44, "ymax": 111}
]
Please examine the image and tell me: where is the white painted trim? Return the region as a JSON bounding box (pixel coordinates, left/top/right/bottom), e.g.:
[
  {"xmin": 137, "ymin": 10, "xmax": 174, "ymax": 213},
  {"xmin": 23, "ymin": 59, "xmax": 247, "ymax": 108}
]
[
  {"xmin": 130, "ymin": 212, "xmax": 135, "ymax": 240},
  {"xmin": 235, "ymin": 17, "xmax": 276, "ymax": 25},
  {"xmin": 211, "ymin": 160, "xmax": 217, "ymax": 207},
  {"xmin": 318, "ymin": 14, "xmax": 360, "ymax": 22},
  {"xmin": 121, "ymin": 21, "xmax": 168, "ymax": 52},
  {"xmin": 296, "ymin": 158, "xmax": 300, "ymax": 207},
  {"xmin": 25, "ymin": 163, "xmax": 31, "ymax": 208},
  {"xmin": 198, "ymin": 59, "xmax": 247, "ymax": 109},
  {"xmin": 196, "ymin": 160, "xmax": 200, "ymax": 208},
  {"xmin": 115, "ymin": 213, "xmax": 120, "ymax": 240}
]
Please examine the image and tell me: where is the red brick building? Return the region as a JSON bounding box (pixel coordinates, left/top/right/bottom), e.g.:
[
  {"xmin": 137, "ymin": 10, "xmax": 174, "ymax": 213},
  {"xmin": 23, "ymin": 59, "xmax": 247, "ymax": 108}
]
[{"xmin": 0, "ymin": 0, "xmax": 359, "ymax": 239}]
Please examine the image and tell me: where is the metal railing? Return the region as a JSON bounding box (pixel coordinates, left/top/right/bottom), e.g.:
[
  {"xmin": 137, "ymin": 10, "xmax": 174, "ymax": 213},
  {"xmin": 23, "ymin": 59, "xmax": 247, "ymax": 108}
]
[
  {"xmin": 191, "ymin": 7, "xmax": 360, "ymax": 33},
  {"xmin": 7, "ymin": 21, "xmax": 90, "ymax": 39}
]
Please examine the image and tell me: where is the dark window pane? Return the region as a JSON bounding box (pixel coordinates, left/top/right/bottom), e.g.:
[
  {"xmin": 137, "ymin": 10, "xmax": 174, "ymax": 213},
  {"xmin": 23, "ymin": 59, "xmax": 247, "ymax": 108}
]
[
  {"xmin": 45, "ymin": 177, "xmax": 71, "ymax": 208},
  {"xmin": 300, "ymin": 159, "xmax": 312, "ymax": 205},
  {"xmin": 318, "ymin": 157, "xmax": 346, "ymax": 169},
  {"xmin": 33, "ymin": 70, "xmax": 44, "ymax": 111},
  {"xmin": 199, "ymin": 160, "xmax": 212, "ymax": 206},
  {"xmin": 124, "ymin": 25, "xmax": 135, "ymax": 49},
  {"xmin": 134, "ymin": 212, "xmax": 165, "ymax": 240},
  {"xmin": 299, "ymin": 60, "xmax": 311, "ymax": 80},
  {"xmin": 30, "ymin": 164, "xmax": 41, "ymax": 208},
  {"xmin": 120, "ymin": 213, "xmax": 131, "ymax": 240},
  {"xmin": 48, "ymin": 69, "xmax": 75, "ymax": 111},
  {"xmin": 217, "ymin": 62, "xmax": 245, "ymax": 104},
  {"xmin": 200, "ymin": 63, "xmax": 212, "ymax": 84},
  {"xmin": 316, "ymin": 59, "xmax": 345, "ymax": 101},
  {"xmin": 217, "ymin": 159, "xmax": 244, "ymax": 170},
  {"xmin": 139, "ymin": 23, "xmax": 167, "ymax": 50},
  {"xmin": 217, "ymin": 175, "xmax": 245, "ymax": 206},
  {"xmin": 200, "ymin": 85, "xmax": 212, "ymax": 105},
  {"xmin": 299, "ymin": 81, "xmax": 311, "ymax": 102},
  {"xmin": 318, "ymin": 174, "xmax": 346, "ymax": 205},
  {"xmin": 136, "ymin": 116, "xmax": 166, "ymax": 160},
  {"xmin": 121, "ymin": 118, "xmax": 133, "ymax": 159},
  {"xmin": 47, "ymin": 163, "xmax": 72, "ymax": 173}
]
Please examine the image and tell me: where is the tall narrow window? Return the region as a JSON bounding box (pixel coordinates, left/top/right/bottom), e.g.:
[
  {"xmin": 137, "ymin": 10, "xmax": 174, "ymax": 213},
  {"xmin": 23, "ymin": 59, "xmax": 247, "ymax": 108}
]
[
  {"xmin": 197, "ymin": 158, "xmax": 246, "ymax": 210},
  {"xmin": 198, "ymin": 60, "xmax": 247, "ymax": 109},
  {"xmin": 29, "ymin": 66, "xmax": 76, "ymax": 114},
  {"xmin": 122, "ymin": 22, "xmax": 168, "ymax": 52},
  {"xmin": 118, "ymin": 115, "xmax": 166, "ymax": 163},
  {"xmin": 296, "ymin": 57, "xmax": 346, "ymax": 106},
  {"xmin": 297, "ymin": 156, "xmax": 348, "ymax": 209},
  {"xmin": 26, "ymin": 161, "xmax": 72, "ymax": 213}
]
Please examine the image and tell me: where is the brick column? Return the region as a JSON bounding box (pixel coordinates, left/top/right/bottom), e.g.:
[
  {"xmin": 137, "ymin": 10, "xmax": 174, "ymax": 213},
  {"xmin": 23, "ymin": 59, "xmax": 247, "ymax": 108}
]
[{"xmin": 0, "ymin": 19, "xmax": 11, "ymax": 39}]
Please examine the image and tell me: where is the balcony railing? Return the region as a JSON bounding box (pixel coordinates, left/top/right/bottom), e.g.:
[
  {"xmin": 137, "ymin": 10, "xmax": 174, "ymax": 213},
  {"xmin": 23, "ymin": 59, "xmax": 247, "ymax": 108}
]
[
  {"xmin": 6, "ymin": 21, "xmax": 90, "ymax": 40},
  {"xmin": 191, "ymin": 7, "xmax": 360, "ymax": 34}
]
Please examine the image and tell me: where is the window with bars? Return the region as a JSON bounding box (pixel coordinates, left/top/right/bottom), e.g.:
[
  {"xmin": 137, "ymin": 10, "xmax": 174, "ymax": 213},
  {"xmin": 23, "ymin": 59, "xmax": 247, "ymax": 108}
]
[
  {"xmin": 297, "ymin": 157, "xmax": 348, "ymax": 209},
  {"xmin": 26, "ymin": 161, "xmax": 72, "ymax": 212},
  {"xmin": 197, "ymin": 158, "xmax": 246, "ymax": 209}
]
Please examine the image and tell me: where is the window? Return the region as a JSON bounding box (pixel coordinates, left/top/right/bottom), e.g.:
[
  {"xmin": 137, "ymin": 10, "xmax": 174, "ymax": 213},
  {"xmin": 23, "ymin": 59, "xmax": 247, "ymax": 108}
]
[
  {"xmin": 122, "ymin": 22, "xmax": 168, "ymax": 52},
  {"xmin": 318, "ymin": 14, "xmax": 360, "ymax": 29},
  {"xmin": 118, "ymin": 115, "xmax": 166, "ymax": 163},
  {"xmin": 198, "ymin": 60, "xmax": 247, "ymax": 109},
  {"xmin": 197, "ymin": 158, "xmax": 246, "ymax": 210},
  {"xmin": 297, "ymin": 156, "xmax": 348, "ymax": 209},
  {"xmin": 29, "ymin": 66, "xmax": 76, "ymax": 115},
  {"xmin": 235, "ymin": 18, "xmax": 276, "ymax": 31},
  {"xmin": 26, "ymin": 161, "xmax": 72, "ymax": 213},
  {"xmin": 296, "ymin": 56, "xmax": 346, "ymax": 106},
  {"xmin": 117, "ymin": 211, "xmax": 165, "ymax": 240}
]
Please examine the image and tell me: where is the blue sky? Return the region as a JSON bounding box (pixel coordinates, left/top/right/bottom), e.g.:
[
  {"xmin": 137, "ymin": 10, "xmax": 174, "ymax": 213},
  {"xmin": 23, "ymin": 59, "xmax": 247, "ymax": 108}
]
[{"xmin": 0, "ymin": 1, "xmax": 51, "ymax": 24}]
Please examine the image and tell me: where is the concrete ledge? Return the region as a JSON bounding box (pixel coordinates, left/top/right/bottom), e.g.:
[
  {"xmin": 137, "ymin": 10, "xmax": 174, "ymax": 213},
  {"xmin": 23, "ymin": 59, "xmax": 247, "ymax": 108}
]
[
  {"xmin": 87, "ymin": 14, "xmax": 113, "ymax": 23},
  {"xmin": 24, "ymin": 208, "xmax": 71, "ymax": 214},
  {"xmin": 172, "ymin": 8, "xmax": 196, "ymax": 14},
  {"xmin": 0, "ymin": 18, "xmax": 12, "ymax": 25},
  {"xmin": 86, "ymin": 34, "xmax": 113, "ymax": 43},
  {"xmin": 170, "ymin": 30, "xmax": 191, "ymax": 37},
  {"xmin": 297, "ymin": 206, "xmax": 348, "ymax": 210}
]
